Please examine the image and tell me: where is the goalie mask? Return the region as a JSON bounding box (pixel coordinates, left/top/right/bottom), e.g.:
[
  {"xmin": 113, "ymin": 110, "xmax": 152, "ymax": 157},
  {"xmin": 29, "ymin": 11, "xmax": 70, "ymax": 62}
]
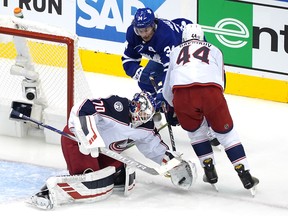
[{"xmin": 129, "ymin": 91, "xmax": 156, "ymax": 128}]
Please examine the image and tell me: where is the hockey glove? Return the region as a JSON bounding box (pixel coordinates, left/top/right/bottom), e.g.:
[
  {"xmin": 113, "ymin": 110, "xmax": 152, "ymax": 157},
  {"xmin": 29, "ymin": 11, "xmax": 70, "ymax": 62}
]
[
  {"xmin": 140, "ymin": 70, "xmax": 156, "ymax": 85},
  {"xmin": 73, "ymin": 115, "xmax": 105, "ymax": 157},
  {"xmin": 132, "ymin": 67, "xmax": 151, "ymax": 85},
  {"xmin": 166, "ymin": 105, "xmax": 179, "ymax": 126},
  {"xmin": 132, "ymin": 67, "xmax": 144, "ymax": 82},
  {"xmin": 133, "ymin": 67, "xmax": 163, "ymax": 86},
  {"xmin": 155, "ymin": 88, "xmax": 166, "ymax": 112}
]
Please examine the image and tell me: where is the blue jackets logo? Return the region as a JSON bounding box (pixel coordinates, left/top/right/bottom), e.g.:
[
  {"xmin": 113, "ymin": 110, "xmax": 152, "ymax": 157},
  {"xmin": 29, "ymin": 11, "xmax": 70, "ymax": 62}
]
[{"xmin": 76, "ymin": 0, "xmax": 165, "ymax": 43}]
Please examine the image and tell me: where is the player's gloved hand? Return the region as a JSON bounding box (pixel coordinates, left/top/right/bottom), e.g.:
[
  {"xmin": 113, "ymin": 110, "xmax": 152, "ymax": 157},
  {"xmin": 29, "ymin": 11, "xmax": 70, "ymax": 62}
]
[
  {"xmin": 132, "ymin": 67, "xmax": 162, "ymax": 86},
  {"xmin": 166, "ymin": 105, "xmax": 179, "ymax": 126},
  {"xmin": 132, "ymin": 67, "xmax": 152, "ymax": 85},
  {"xmin": 73, "ymin": 115, "xmax": 105, "ymax": 158},
  {"xmin": 155, "ymin": 88, "xmax": 165, "ymax": 112},
  {"xmin": 77, "ymin": 141, "xmax": 91, "ymax": 155},
  {"xmin": 132, "ymin": 67, "xmax": 144, "ymax": 81},
  {"xmin": 141, "ymin": 70, "xmax": 161, "ymax": 85}
]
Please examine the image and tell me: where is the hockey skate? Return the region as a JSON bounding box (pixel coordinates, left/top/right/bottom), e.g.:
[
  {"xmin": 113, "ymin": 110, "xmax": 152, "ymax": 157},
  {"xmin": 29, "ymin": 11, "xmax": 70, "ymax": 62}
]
[
  {"xmin": 29, "ymin": 187, "xmax": 53, "ymax": 210},
  {"xmin": 203, "ymin": 158, "xmax": 218, "ymax": 191},
  {"xmin": 235, "ymin": 164, "xmax": 259, "ymax": 196}
]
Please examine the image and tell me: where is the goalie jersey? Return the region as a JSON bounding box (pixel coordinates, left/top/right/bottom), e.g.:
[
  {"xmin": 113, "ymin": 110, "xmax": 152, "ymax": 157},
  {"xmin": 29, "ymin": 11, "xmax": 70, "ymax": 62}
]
[{"xmin": 68, "ymin": 95, "xmax": 169, "ymax": 164}]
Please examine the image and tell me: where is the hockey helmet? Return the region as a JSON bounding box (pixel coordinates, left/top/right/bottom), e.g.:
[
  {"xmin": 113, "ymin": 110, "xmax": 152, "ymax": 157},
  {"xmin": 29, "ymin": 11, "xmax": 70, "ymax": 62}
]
[
  {"xmin": 129, "ymin": 91, "xmax": 156, "ymax": 128},
  {"xmin": 133, "ymin": 8, "xmax": 155, "ymax": 29},
  {"xmin": 182, "ymin": 23, "xmax": 204, "ymax": 42}
]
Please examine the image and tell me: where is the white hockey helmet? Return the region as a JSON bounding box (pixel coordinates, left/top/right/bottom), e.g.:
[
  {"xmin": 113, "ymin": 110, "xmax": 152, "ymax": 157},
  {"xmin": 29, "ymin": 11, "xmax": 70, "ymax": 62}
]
[
  {"xmin": 182, "ymin": 23, "xmax": 204, "ymax": 42},
  {"xmin": 129, "ymin": 91, "xmax": 156, "ymax": 128}
]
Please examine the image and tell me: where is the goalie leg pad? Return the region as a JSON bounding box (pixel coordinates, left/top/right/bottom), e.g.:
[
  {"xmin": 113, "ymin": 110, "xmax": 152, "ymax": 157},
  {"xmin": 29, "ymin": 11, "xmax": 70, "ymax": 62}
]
[
  {"xmin": 169, "ymin": 160, "xmax": 197, "ymax": 190},
  {"xmin": 46, "ymin": 166, "xmax": 115, "ymax": 208}
]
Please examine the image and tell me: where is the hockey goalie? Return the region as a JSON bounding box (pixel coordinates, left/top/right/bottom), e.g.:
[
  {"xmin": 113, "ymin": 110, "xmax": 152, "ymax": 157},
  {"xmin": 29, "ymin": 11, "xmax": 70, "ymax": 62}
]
[{"xmin": 30, "ymin": 91, "xmax": 197, "ymax": 209}]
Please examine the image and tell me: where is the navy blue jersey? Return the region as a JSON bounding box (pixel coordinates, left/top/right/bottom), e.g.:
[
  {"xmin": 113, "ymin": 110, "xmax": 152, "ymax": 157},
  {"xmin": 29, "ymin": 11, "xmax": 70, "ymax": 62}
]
[
  {"xmin": 68, "ymin": 95, "xmax": 168, "ymax": 164},
  {"xmin": 122, "ymin": 18, "xmax": 192, "ymax": 78},
  {"xmin": 76, "ymin": 95, "xmax": 154, "ymax": 130}
]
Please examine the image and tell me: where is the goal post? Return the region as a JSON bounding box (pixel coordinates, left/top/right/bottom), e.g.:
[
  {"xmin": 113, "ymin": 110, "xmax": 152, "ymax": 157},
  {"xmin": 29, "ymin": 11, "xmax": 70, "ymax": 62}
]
[
  {"xmin": 0, "ymin": 25, "xmax": 76, "ymax": 116},
  {"xmin": 0, "ymin": 12, "xmax": 92, "ymax": 144}
]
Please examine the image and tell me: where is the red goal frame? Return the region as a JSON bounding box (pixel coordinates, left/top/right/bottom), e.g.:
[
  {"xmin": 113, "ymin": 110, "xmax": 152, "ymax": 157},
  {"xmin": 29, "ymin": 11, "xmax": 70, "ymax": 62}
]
[{"xmin": 0, "ymin": 26, "xmax": 75, "ymax": 118}]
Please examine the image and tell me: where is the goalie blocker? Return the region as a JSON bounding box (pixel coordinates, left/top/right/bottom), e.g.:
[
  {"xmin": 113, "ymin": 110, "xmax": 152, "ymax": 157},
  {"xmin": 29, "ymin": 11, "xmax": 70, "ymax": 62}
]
[{"xmin": 30, "ymin": 165, "xmax": 136, "ymax": 210}]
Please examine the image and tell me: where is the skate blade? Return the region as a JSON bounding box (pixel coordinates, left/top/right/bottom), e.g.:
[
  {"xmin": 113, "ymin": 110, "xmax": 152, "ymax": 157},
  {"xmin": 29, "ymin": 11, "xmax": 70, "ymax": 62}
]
[
  {"xmin": 27, "ymin": 196, "xmax": 54, "ymax": 210},
  {"xmin": 211, "ymin": 183, "xmax": 219, "ymax": 192},
  {"xmin": 249, "ymin": 185, "xmax": 257, "ymax": 197}
]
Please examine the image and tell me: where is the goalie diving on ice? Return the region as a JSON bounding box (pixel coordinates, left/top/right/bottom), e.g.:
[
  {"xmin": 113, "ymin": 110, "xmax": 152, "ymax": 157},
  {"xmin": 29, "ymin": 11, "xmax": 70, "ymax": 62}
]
[{"xmin": 9, "ymin": 91, "xmax": 197, "ymax": 210}]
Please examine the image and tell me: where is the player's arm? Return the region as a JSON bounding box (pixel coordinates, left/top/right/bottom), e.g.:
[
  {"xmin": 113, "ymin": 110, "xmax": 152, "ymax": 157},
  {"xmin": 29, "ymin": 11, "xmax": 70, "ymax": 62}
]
[
  {"xmin": 122, "ymin": 44, "xmax": 142, "ymax": 77},
  {"xmin": 68, "ymin": 99, "xmax": 105, "ymax": 157},
  {"xmin": 121, "ymin": 26, "xmax": 143, "ymax": 78}
]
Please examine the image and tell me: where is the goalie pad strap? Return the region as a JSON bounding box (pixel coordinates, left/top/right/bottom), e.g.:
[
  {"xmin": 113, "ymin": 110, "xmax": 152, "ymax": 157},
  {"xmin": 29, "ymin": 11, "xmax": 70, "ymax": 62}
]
[{"xmin": 46, "ymin": 166, "xmax": 115, "ymax": 207}]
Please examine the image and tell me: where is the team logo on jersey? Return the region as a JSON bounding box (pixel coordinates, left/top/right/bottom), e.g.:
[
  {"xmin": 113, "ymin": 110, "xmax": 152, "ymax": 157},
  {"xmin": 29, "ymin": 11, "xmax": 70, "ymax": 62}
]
[
  {"xmin": 148, "ymin": 46, "xmax": 156, "ymax": 53},
  {"xmin": 114, "ymin": 101, "xmax": 123, "ymax": 112}
]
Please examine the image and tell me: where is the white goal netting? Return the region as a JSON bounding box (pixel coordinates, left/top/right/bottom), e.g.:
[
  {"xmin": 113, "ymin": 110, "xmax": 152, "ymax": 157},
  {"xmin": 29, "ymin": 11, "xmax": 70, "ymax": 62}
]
[{"xmin": 0, "ymin": 14, "xmax": 93, "ymax": 144}]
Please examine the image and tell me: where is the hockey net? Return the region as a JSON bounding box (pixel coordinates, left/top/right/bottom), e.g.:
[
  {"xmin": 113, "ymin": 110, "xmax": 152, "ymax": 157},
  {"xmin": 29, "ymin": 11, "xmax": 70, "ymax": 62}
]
[{"xmin": 0, "ymin": 14, "xmax": 93, "ymax": 143}]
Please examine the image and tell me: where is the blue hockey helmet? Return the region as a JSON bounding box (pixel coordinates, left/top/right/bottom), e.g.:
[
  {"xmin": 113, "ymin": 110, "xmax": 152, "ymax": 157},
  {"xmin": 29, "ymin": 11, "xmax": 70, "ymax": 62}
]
[
  {"xmin": 129, "ymin": 91, "xmax": 156, "ymax": 128},
  {"xmin": 133, "ymin": 8, "xmax": 155, "ymax": 28}
]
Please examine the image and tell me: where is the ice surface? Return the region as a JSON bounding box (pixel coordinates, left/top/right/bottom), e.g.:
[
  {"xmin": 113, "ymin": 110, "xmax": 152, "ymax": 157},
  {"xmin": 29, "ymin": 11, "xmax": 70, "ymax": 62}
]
[{"xmin": 0, "ymin": 72, "xmax": 287, "ymax": 215}]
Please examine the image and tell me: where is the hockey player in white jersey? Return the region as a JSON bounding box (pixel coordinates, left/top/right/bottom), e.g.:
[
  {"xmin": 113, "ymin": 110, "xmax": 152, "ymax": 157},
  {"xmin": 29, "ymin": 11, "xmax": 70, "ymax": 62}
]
[
  {"xmin": 30, "ymin": 91, "xmax": 196, "ymax": 209},
  {"xmin": 161, "ymin": 24, "xmax": 259, "ymax": 194},
  {"xmin": 123, "ymin": 7, "xmax": 220, "ymax": 147}
]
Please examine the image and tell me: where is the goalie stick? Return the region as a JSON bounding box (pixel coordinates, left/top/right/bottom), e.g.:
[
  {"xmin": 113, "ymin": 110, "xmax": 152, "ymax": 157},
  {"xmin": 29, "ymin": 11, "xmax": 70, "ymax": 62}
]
[
  {"xmin": 149, "ymin": 76, "xmax": 176, "ymax": 151},
  {"xmin": 115, "ymin": 122, "xmax": 168, "ymax": 152},
  {"xmin": 9, "ymin": 109, "xmax": 180, "ymax": 176}
]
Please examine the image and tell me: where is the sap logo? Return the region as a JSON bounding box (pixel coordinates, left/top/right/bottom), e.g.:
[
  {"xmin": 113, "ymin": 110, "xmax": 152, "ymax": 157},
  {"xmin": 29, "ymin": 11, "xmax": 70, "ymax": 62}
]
[{"xmin": 76, "ymin": 0, "xmax": 165, "ymax": 43}]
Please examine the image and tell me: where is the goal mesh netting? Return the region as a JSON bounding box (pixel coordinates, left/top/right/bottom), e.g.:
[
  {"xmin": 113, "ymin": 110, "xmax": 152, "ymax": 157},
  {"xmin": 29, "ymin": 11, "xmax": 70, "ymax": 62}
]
[{"xmin": 0, "ymin": 15, "xmax": 92, "ymax": 121}]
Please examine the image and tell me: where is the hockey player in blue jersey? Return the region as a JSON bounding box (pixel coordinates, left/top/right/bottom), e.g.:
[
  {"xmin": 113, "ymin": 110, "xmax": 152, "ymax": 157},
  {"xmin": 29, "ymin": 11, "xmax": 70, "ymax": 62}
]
[
  {"xmin": 122, "ymin": 7, "xmax": 220, "ymax": 147},
  {"xmin": 121, "ymin": 7, "xmax": 192, "ymax": 97}
]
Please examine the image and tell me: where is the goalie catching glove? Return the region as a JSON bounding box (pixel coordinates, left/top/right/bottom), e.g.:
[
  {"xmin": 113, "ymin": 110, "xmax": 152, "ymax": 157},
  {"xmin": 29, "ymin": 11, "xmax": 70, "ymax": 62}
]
[
  {"xmin": 72, "ymin": 115, "xmax": 105, "ymax": 157},
  {"xmin": 168, "ymin": 159, "xmax": 197, "ymax": 190},
  {"xmin": 162, "ymin": 151, "xmax": 197, "ymax": 190}
]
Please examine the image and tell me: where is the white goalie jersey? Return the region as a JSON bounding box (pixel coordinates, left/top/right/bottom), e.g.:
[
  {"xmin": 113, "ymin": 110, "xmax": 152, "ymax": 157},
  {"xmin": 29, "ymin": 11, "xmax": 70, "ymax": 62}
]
[{"xmin": 68, "ymin": 95, "xmax": 169, "ymax": 165}]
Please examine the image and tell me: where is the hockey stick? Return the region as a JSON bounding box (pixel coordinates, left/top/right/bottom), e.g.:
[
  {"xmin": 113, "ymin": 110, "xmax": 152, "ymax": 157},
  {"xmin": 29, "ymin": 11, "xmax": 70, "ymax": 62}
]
[
  {"xmin": 149, "ymin": 76, "xmax": 176, "ymax": 151},
  {"xmin": 117, "ymin": 123, "xmax": 168, "ymax": 153},
  {"xmin": 9, "ymin": 109, "xmax": 180, "ymax": 176}
]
